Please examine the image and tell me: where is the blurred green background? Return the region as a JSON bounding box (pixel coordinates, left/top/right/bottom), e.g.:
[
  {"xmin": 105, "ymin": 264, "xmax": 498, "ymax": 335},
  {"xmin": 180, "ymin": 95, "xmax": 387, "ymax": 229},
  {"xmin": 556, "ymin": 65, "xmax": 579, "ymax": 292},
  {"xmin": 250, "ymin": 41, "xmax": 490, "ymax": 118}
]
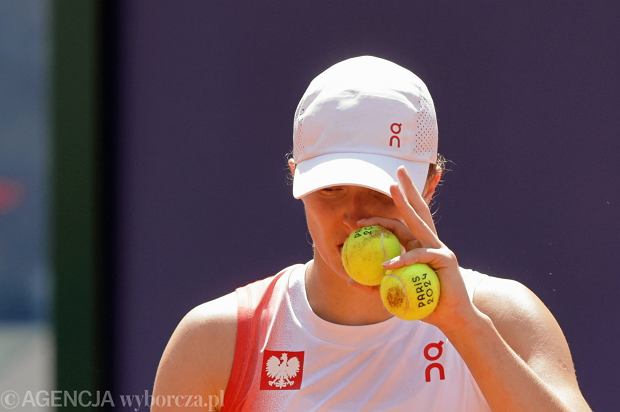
[
  {"xmin": 0, "ymin": 0, "xmax": 53, "ymax": 399},
  {"xmin": 1, "ymin": 0, "xmax": 104, "ymax": 408}
]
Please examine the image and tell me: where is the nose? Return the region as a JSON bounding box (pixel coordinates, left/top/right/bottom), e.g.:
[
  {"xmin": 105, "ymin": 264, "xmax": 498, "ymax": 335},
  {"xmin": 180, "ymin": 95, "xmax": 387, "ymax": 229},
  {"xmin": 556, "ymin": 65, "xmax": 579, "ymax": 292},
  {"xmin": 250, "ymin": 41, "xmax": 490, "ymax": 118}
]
[{"xmin": 342, "ymin": 189, "xmax": 372, "ymax": 231}]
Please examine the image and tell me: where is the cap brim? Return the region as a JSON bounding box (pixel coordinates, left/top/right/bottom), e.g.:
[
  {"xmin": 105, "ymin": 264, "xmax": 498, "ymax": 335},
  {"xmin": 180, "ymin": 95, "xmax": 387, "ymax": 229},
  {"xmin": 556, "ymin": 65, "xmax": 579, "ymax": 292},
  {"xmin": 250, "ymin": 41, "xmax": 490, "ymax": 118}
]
[{"xmin": 293, "ymin": 152, "xmax": 429, "ymax": 199}]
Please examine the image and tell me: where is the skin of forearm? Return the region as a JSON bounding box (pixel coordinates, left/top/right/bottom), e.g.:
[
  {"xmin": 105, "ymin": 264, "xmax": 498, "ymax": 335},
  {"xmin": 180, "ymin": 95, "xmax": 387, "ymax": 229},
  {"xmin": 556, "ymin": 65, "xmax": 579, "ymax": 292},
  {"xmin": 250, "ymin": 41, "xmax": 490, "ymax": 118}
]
[{"xmin": 440, "ymin": 311, "xmax": 577, "ymax": 412}]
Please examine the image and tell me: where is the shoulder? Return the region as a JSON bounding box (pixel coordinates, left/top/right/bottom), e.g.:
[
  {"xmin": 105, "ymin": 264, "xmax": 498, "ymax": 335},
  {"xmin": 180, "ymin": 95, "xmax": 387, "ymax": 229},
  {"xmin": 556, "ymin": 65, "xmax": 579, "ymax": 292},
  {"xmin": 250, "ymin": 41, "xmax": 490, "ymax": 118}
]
[
  {"xmin": 458, "ymin": 270, "xmax": 590, "ymax": 410},
  {"xmin": 461, "ymin": 268, "xmax": 540, "ymax": 318},
  {"xmin": 469, "ymin": 272, "xmax": 553, "ymax": 352},
  {"xmin": 468, "ymin": 271, "xmax": 587, "ymax": 398},
  {"xmin": 471, "ymin": 272, "xmax": 549, "ymax": 338},
  {"xmin": 153, "ymin": 292, "xmax": 238, "ymax": 405}
]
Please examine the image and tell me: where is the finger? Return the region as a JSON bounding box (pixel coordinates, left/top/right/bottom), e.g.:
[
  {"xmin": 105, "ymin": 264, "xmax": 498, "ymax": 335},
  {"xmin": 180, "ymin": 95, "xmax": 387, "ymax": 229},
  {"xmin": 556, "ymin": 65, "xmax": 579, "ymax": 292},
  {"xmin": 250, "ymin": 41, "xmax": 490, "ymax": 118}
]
[
  {"xmin": 358, "ymin": 217, "xmax": 422, "ymax": 251},
  {"xmin": 382, "ymin": 247, "xmax": 450, "ymax": 269},
  {"xmin": 357, "ymin": 217, "xmax": 414, "ymax": 246},
  {"xmin": 390, "ymin": 183, "xmax": 442, "ymax": 249},
  {"xmin": 396, "ymin": 166, "xmax": 438, "ymax": 235}
]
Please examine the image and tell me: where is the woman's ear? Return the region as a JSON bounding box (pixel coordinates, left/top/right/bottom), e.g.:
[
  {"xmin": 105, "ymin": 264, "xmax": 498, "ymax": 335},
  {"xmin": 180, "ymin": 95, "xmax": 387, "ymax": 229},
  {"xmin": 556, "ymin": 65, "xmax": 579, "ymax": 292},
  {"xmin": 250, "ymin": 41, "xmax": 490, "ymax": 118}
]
[
  {"xmin": 422, "ymin": 170, "xmax": 442, "ymax": 204},
  {"xmin": 288, "ymin": 158, "xmax": 296, "ymax": 176}
]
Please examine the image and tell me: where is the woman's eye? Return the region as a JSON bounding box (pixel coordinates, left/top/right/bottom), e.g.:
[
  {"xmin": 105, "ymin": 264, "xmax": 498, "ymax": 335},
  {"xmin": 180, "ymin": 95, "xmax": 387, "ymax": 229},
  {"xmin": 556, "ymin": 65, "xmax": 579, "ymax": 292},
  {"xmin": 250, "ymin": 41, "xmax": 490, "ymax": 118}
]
[
  {"xmin": 373, "ymin": 192, "xmax": 395, "ymax": 205},
  {"xmin": 320, "ymin": 187, "xmax": 344, "ymax": 194}
]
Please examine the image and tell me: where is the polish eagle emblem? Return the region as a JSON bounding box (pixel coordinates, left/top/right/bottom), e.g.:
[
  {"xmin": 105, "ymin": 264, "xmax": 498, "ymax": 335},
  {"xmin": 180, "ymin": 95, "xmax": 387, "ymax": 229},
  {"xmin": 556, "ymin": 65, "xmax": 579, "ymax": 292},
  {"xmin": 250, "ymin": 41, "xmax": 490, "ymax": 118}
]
[{"xmin": 265, "ymin": 352, "xmax": 301, "ymax": 388}]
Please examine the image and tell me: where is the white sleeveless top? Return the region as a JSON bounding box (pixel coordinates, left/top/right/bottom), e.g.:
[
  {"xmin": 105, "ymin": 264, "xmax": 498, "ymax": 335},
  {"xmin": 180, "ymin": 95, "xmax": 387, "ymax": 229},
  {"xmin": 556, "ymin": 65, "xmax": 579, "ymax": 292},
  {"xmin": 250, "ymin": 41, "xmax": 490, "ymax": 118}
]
[{"xmin": 222, "ymin": 262, "xmax": 491, "ymax": 411}]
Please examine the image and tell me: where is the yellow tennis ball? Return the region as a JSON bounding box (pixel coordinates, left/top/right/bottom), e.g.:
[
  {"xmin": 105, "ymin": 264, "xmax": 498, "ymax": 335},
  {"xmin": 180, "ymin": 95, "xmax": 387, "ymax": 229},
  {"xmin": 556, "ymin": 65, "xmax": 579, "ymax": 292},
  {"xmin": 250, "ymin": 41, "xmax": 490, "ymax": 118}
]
[
  {"xmin": 380, "ymin": 263, "xmax": 440, "ymax": 320},
  {"xmin": 341, "ymin": 225, "xmax": 402, "ymax": 286}
]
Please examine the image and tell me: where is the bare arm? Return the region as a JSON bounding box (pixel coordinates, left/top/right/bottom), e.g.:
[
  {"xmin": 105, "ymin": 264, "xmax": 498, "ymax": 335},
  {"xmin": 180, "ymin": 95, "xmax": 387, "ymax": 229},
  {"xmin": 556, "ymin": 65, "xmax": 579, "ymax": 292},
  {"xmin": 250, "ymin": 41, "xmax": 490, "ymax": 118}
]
[
  {"xmin": 152, "ymin": 292, "xmax": 237, "ymax": 411},
  {"xmin": 362, "ymin": 166, "xmax": 591, "ymax": 412},
  {"xmin": 443, "ymin": 276, "xmax": 591, "ymax": 412}
]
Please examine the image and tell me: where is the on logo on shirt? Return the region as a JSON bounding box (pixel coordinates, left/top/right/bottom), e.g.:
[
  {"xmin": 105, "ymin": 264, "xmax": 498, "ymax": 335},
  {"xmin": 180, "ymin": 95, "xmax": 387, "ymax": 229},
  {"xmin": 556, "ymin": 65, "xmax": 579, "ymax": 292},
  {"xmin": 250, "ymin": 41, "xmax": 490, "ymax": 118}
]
[
  {"xmin": 424, "ymin": 340, "xmax": 446, "ymax": 382},
  {"xmin": 260, "ymin": 350, "xmax": 305, "ymax": 390}
]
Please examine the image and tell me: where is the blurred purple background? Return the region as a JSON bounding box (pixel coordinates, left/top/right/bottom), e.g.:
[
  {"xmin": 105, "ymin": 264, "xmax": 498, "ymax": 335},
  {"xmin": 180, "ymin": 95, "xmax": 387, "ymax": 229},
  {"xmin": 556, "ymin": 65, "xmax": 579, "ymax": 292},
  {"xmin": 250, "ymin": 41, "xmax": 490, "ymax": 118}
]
[{"xmin": 114, "ymin": 1, "xmax": 620, "ymax": 410}]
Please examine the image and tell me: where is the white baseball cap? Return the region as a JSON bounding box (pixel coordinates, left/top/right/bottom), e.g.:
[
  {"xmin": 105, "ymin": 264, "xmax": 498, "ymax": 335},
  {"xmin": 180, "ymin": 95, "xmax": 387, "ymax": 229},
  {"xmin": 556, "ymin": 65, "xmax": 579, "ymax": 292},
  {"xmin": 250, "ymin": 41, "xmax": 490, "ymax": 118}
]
[{"xmin": 292, "ymin": 55, "xmax": 438, "ymax": 199}]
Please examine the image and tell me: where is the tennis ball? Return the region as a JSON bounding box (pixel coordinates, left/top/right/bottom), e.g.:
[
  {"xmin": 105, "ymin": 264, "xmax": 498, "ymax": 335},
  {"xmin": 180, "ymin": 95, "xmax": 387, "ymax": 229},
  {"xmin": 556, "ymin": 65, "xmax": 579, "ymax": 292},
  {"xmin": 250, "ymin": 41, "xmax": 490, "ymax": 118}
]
[
  {"xmin": 341, "ymin": 225, "xmax": 402, "ymax": 286},
  {"xmin": 380, "ymin": 263, "xmax": 440, "ymax": 320}
]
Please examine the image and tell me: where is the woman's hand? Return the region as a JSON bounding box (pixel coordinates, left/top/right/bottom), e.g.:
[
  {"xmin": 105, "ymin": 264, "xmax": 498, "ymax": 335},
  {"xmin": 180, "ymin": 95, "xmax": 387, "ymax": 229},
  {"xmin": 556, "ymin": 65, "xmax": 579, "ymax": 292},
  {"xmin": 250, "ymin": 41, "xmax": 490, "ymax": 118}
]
[{"xmin": 357, "ymin": 166, "xmax": 482, "ymax": 331}]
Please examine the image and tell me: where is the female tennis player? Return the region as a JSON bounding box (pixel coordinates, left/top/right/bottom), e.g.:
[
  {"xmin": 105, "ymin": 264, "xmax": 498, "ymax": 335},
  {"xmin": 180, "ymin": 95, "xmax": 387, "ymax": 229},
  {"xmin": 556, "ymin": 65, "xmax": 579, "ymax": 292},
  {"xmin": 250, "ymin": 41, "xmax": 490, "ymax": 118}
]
[{"xmin": 152, "ymin": 56, "xmax": 591, "ymax": 411}]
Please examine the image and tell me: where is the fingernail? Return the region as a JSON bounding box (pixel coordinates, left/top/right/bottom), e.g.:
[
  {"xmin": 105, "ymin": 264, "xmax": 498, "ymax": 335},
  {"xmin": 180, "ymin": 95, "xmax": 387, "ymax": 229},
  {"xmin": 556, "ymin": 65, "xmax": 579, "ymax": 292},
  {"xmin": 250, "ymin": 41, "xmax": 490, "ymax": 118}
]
[{"xmin": 383, "ymin": 257, "xmax": 399, "ymax": 267}]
